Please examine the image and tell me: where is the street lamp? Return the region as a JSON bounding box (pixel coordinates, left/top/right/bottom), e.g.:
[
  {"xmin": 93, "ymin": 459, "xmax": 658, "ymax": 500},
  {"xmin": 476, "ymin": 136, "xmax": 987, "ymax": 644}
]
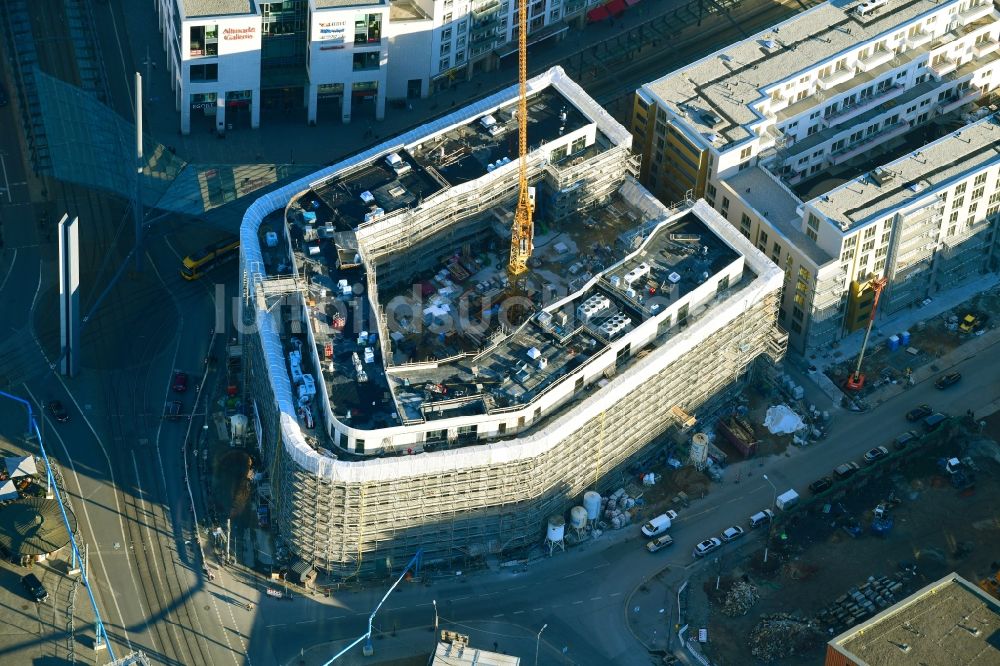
[
  {"xmin": 432, "ymin": 599, "xmax": 438, "ymax": 637},
  {"xmin": 534, "ymin": 623, "xmax": 548, "ymax": 666},
  {"xmin": 762, "ymin": 475, "xmax": 777, "ymax": 563}
]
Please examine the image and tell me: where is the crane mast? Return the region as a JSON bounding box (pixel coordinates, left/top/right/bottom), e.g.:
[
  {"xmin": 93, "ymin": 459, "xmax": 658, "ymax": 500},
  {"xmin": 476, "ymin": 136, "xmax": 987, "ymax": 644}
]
[
  {"xmin": 507, "ymin": 0, "xmax": 533, "ymax": 279},
  {"xmin": 845, "ymin": 276, "xmax": 888, "ymax": 391}
]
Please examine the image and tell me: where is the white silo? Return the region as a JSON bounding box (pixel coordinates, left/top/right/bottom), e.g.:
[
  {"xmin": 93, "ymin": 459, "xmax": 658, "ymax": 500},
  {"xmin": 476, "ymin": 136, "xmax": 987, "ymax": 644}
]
[
  {"xmin": 545, "ymin": 515, "xmax": 566, "ymax": 555},
  {"xmin": 690, "ymin": 432, "xmax": 709, "ymax": 470},
  {"xmin": 583, "ymin": 491, "xmax": 601, "ymax": 521},
  {"xmin": 569, "ymin": 506, "xmax": 588, "ymax": 538}
]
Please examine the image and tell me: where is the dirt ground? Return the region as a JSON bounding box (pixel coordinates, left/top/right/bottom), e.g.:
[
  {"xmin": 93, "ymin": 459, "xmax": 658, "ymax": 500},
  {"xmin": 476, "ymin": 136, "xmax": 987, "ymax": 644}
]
[
  {"xmin": 823, "ymin": 284, "xmax": 1000, "ymax": 400},
  {"xmin": 689, "ymin": 419, "xmax": 1000, "ymax": 665}
]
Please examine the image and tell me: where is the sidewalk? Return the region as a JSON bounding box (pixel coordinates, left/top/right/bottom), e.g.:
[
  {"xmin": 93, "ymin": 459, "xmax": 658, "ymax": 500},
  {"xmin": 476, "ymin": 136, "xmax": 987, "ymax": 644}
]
[{"xmin": 122, "ymin": 0, "xmax": 675, "ymax": 168}]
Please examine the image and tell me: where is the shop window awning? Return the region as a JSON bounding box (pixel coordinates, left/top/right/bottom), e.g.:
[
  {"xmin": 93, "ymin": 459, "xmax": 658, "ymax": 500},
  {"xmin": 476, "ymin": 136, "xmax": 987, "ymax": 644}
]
[
  {"xmin": 607, "ymin": 0, "xmax": 627, "ymax": 14},
  {"xmin": 586, "ymin": 5, "xmax": 611, "ymax": 21},
  {"xmin": 624, "ymin": 0, "xmax": 641, "ymax": 6}
]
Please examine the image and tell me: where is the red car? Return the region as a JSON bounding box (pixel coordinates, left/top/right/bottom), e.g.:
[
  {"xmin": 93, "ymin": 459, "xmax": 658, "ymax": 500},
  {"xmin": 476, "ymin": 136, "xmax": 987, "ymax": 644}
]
[{"xmin": 172, "ymin": 371, "xmax": 189, "ymax": 393}]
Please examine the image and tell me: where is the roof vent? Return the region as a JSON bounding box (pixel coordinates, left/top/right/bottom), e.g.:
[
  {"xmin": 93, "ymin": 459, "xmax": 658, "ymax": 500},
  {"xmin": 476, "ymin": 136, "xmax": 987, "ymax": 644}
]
[
  {"xmin": 908, "ymin": 181, "xmax": 926, "ymax": 193},
  {"xmin": 870, "ymin": 167, "xmax": 895, "ymax": 186},
  {"xmin": 761, "ymin": 39, "xmax": 777, "ymax": 49}
]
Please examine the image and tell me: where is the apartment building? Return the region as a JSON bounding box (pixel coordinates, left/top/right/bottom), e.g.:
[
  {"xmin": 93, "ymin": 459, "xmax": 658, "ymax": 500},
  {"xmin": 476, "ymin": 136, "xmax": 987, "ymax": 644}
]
[
  {"xmin": 155, "ymin": 0, "xmax": 593, "ymax": 134},
  {"xmin": 632, "ymin": 0, "xmax": 1000, "ymax": 352},
  {"xmin": 238, "ymin": 67, "xmax": 786, "ymax": 573}
]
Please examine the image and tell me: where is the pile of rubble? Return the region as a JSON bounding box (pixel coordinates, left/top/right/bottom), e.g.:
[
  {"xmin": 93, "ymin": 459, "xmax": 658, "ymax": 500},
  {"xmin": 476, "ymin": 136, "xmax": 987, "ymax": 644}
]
[
  {"xmin": 721, "ymin": 580, "xmax": 759, "ymax": 617},
  {"xmin": 748, "ymin": 614, "xmax": 821, "ymax": 663}
]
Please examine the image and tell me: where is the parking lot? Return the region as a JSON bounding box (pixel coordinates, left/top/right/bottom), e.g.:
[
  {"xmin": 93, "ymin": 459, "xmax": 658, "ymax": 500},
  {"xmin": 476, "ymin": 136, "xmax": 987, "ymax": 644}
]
[{"xmin": 682, "ymin": 416, "xmax": 1000, "ymax": 664}]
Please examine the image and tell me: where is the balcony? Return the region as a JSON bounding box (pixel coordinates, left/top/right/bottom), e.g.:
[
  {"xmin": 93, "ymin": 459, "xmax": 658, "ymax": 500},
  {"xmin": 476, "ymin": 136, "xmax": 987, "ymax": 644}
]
[
  {"xmin": 829, "ymin": 121, "xmax": 910, "ymax": 165},
  {"xmin": 472, "ymin": 0, "xmax": 501, "ymax": 18},
  {"xmin": 857, "ymin": 49, "xmax": 893, "ymax": 71},
  {"xmin": 928, "ymin": 56, "xmax": 957, "ymax": 77},
  {"xmin": 937, "ymin": 88, "xmax": 981, "ymax": 114},
  {"xmin": 974, "ymin": 38, "xmax": 999, "ymax": 58},
  {"xmin": 958, "ymin": 2, "xmax": 993, "ymax": 24},
  {"xmin": 907, "ymin": 30, "xmax": 932, "ymax": 48},
  {"xmin": 564, "ymin": 0, "xmax": 586, "ymax": 13},
  {"xmin": 817, "ymin": 68, "xmax": 855, "ymax": 89},
  {"xmin": 822, "ymin": 84, "xmax": 905, "ymax": 125}
]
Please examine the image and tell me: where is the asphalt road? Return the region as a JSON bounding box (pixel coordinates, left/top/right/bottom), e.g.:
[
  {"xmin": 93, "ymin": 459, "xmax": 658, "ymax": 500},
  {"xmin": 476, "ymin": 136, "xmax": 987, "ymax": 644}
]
[{"xmin": 247, "ymin": 334, "xmax": 998, "ymax": 665}]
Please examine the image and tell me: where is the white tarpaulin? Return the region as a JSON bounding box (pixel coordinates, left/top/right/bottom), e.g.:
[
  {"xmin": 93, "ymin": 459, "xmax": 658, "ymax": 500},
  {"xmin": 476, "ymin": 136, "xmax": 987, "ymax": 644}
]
[{"xmin": 763, "ymin": 405, "xmax": 805, "ymax": 435}]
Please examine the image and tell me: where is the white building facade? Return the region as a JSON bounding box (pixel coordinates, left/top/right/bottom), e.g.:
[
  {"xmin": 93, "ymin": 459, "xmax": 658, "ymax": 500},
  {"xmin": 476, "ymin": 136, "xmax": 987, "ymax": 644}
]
[
  {"xmin": 156, "ymin": 0, "xmax": 593, "ymax": 133},
  {"xmin": 634, "ymin": 0, "xmax": 1000, "ymax": 352}
]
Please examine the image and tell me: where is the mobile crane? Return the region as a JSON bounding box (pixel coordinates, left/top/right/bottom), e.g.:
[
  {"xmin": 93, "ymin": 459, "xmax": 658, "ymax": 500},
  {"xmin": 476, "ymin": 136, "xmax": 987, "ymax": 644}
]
[{"xmin": 845, "ymin": 276, "xmax": 888, "ymax": 391}]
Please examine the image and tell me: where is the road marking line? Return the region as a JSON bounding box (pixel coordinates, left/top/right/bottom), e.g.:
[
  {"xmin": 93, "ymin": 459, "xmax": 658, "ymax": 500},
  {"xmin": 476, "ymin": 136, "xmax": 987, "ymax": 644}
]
[
  {"xmin": 593, "ymin": 562, "xmax": 610, "ymax": 569},
  {"xmin": 590, "ymin": 596, "xmax": 602, "ymax": 601},
  {"xmin": 0, "ymin": 248, "xmax": 17, "ymax": 294},
  {"xmin": 296, "ymin": 620, "xmax": 315, "ymax": 625},
  {"xmin": 452, "ymin": 596, "xmax": 470, "ymax": 601},
  {"xmin": 22, "ymin": 384, "xmax": 135, "ymax": 654},
  {"xmin": 416, "ymin": 602, "xmax": 434, "ymax": 607},
  {"xmin": 572, "ymin": 600, "xmax": 584, "ymax": 605},
  {"xmin": 560, "ymin": 570, "xmax": 585, "ymax": 579},
  {"xmin": 532, "ymin": 607, "xmax": 543, "ymax": 611},
  {"xmin": 609, "ymin": 592, "xmax": 623, "ymax": 597},
  {"xmin": 493, "ymin": 613, "xmax": 505, "ymax": 618},
  {"xmin": 265, "ymin": 624, "xmax": 286, "ymax": 629},
  {"xmin": 0, "ymin": 154, "xmax": 11, "ymax": 203},
  {"xmin": 512, "ymin": 610, "xmax": 524, "ymax": 615},
  {"xmin": 509, "ymin": 585, "xmax": 526, "ymax": 591}
]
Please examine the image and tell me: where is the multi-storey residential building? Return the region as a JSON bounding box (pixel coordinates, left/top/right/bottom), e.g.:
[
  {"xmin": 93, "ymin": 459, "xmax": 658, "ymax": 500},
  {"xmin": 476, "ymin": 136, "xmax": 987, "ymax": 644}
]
[
  {"xmin": 632, "ymin": 0, "xmax": 1000, "ymax": 352},
  {"xmin": 155, "ymin": 0, "xmax": 594, "ymax": 134},
  {"xmin": 238, "ymin": 67, "xmax": 786, "ymax": 574}
]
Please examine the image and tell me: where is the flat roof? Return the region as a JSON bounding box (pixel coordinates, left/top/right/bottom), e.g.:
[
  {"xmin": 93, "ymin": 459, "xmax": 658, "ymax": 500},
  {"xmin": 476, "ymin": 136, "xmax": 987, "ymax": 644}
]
[
  {"xmin": 641, "ymin": 0, "xmax": 950, "ymax": 149},
  {"xmin": 311, "ymin": 88, "xmax": 588, "ymax": 231},
  {"xmin": 432, "ymin": 641, "xmax": 520, "ymax": 665},
  {"xmin": 388, "ymin": 0, "xmax": 430, "ymax": 20},
  {"xmin": 726, "ymin": 166, "xmax": 833, "ymax": 266},
  {"xmin": 182, "ymin": 0, "xmax": 257, "ymax": 18},
  {"xmin": 313, "ymin": 0, "xmax": 386, "ymax": 8},
  {"xmin": 811, "ymin": 114, "xmax": 1000, "ymax": 230},
  {"xmin": 830, "ymin": 572, "xmax": 1000, "ymax": 666}
]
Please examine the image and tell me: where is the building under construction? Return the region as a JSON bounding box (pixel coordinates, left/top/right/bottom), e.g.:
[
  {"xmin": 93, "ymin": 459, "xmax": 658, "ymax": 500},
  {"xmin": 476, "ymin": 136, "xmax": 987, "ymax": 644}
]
[{"xmin": 239, "ymin": 67, "xmax": 787, "ymax": 575}]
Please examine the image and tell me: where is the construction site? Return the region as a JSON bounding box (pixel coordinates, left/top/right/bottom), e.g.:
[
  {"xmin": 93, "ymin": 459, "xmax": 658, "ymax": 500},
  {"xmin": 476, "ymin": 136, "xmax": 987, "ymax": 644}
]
[
  {"xmin": 237, "ymin": 66, "xmax": 786, "ymax": 576},
  {"xmin": 681, "ymin": 414, "xmax": 1000, "ymax": 665}
]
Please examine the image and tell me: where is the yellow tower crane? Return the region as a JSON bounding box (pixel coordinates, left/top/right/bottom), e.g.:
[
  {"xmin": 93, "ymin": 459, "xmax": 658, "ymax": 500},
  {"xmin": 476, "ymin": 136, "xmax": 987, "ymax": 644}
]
[{"xmin": 507, "ymin": 0, "xmax": 533, "ymax": 293}]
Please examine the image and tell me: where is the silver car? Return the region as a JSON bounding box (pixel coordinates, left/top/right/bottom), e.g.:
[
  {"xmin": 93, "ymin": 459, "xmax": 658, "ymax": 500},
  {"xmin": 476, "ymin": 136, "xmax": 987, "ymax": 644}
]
[
  {"xmin": 693, "ymin": 537, "xmax": 722, "ymax": 558},
  {"xmin": 721, "ymin": 526, "xmax": 745, "ymax": 542}
]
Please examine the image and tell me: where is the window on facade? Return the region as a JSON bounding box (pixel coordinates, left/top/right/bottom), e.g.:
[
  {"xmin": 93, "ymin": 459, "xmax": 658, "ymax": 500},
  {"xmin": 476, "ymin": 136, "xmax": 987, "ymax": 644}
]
[
  {"xmin": 972, "ymin": 186, "xmax": 985, "ymax": 200},
  {"xmin": 759, "ymin": 230, "xmax": 768, "ymax": 244},
  {"xmin": 355, "ymin": 13, "xmax": 381, "ymax": 43},
  {"xmin": 189, "ymin": 25, "xmax": 218, "ymax": 57},
  {"xmin": 440, "ymin": 41, "xmax": 451, "ymax": 56},
  {"xmin": 722, "ymin": 197, "xmax": 730, "ymax": 210},
  {"xmin": 739, "ymin": 146, "xmax": 752, "ymax": 159},
  {"xmin": 439, "ymin": 57, "xmax": 450, "ymax": 72},
  {"xmin": 706, "ymin": 183, "xmax": 717, "ymax": 198},
  {"xmin": 189, "ymin": 63, "xmax": 218, "ymax": 81},
  {"xmin": 953, "ymin": 196, "xmax": 965, "ymax": 209},
  {"xmin": 353, "ymin": 51, "xmax": 380, "ymax": 71}
]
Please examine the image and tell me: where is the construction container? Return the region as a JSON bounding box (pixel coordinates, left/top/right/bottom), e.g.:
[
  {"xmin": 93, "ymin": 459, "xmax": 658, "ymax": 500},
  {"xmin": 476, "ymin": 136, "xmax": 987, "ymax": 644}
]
[
  {"xmin": 887, "ymin": 335, "xmax": 900, "ymax": 351},
  {"xmin": 583, "ymin": 491, "xmax": 601, "ymax": 520},
  {"xmin": 717, "ymin": 416, "xmax": 759, "ymax": 458},
  {"xmin": 899, "ymin": 330, "xmax": 911, "ymax": 345}
]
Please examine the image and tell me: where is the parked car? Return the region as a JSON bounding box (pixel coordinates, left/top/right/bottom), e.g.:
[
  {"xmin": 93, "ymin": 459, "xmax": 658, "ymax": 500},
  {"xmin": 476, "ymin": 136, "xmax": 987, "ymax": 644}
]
[
  {"xmin": 748, "ymin": 509, "xmax": 774, "ymax": 529},
  {"xmin": 809, "ymin": 476, "xmax": 833, "ymax": 494},
  {"xmin": 864, "ymin": 446, "xmax": 890, "ymax": 464},
  {"xmin": 172, "ymin": 371, "xmax": 189, "ymax": 393},
  {"xmin": 833, "ymin": 462, "xmax": 861, "ymax": 480},
  {"xmin": 47, "ymin": 400, "xmax": 69, "ymax": 423},
  {"xmin": 21, "ymin": 573, "xmax": 48, "ymax": 602},
  {"xmin": 923, "ymin": 412, "xmax": 947, "ymax": 432},
  {"xmin": 893, "ymin": 431, "xmax": 919, "ymax": 450},
  {"xmin": 693, "ymin": 537, "xmax": 723, "ymax": 558},
  {"xmin": 906, "ymin": 404, "xmax": 933, "ymax": 422},
  {"xmin": 721, "ymin": 526, "xmax": 745, "ymax": 542},
  {"xmin": 640, "ymin": 510, "xmax": 679, "ymax": 537},
  {"xmin": 934, "ymin": 372, "xmax": 961, "ymax": 389},
  {"xmin": 646, "ymin": 535, "xmax": 674, "ymax": 553}
]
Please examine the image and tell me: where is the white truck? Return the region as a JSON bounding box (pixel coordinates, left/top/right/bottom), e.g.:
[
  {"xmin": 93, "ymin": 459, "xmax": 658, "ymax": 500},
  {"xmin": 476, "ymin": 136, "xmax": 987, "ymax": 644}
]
[
  {"xmin": 776, "ymin": 489, "xmax": 799, "ymax": 511},
  {"xmin": 641, "ymin": 510, "xmax": 679, "ymax": 537}
]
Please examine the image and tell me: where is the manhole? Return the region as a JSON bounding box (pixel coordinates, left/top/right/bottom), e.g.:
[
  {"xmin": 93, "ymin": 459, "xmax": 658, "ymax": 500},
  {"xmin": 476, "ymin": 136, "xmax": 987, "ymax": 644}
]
[{"xmin": 204, "ymin": 605, "xmax": 210, "ymax": 611}]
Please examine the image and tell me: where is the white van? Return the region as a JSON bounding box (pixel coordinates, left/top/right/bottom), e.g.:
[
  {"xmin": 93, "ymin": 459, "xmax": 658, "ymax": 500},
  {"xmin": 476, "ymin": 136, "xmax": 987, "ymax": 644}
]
[{"xmin": 641, "ymin": 510, "xmax": 679, "ymax": 537}]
